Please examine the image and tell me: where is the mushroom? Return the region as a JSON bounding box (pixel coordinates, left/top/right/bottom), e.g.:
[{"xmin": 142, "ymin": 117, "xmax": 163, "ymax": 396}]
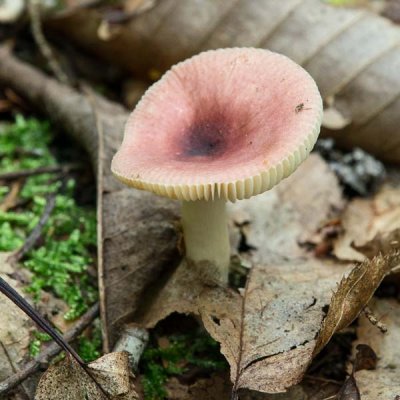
[{"xmin": 112, "ymin": 48, "xmax": 323, "ymax": 283}]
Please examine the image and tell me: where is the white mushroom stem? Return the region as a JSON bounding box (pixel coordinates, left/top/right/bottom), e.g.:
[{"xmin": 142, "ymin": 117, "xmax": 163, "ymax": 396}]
[{"xmin": 181, "ymin": 198, "xmax": 230, "ymax": 283}]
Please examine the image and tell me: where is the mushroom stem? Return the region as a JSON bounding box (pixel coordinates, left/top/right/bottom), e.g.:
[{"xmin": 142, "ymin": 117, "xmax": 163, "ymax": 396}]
[{"xmin": 181, "ymin": 198, "xmax": 230, "ymax": 283}]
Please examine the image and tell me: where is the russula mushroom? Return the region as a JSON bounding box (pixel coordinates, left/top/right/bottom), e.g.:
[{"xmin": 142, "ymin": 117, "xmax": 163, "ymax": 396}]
[{"xmin": 112, "ymin": 48, "xmax": 323, "ymax": 283}]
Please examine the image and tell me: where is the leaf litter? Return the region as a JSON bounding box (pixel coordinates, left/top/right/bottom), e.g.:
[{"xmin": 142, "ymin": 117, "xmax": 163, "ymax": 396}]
[
  {"xmin": 134, "ymin": 154, "xmax": 400, "ymax": 395},
  {"xmin": 351, "ymin": 298, "xmax": 400, "ymax": 399},
  {"xmin": 333, "ymin": 183, "xmax": 400, "ymax": 262},
  {"xmin": 0, "ymin": 253, "xmax": 33, "ymax": 382},
  {"xmin": 35, "ymin": 351, "xmax": 138, "ymax": 400}
]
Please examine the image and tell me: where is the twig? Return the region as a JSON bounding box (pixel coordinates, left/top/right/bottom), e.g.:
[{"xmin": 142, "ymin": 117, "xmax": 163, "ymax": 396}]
[
  {"xmin": 0, "ymin": 277, "xmax": 85, "ymax": 366},
  {"xmin": 0, "ymin": 341, "xmax": 30, "ymax": 400},
  {"xmin": 28, "ymin": 0, "xmax": 70, "ymax": 85},
  {"xmin": 0, "ymin": 180, "xmax": 22, "ymax": 211},
  {"xmin": 363, "ymin": 306, "xmax": 388, "ymax": 333},
  {"xmin": 0, "ymin": 273, "xmax": 109, "ymax": 398},
  {"xmin": 0, "ymin": 303, "xmax": 99, "ymax": 396},
  {"xmin": 9, "ymin": 192, "xmax": 57, "ymax": 264},
  {"xmin": 0, "ymin": 163, "xmax": 80, "ymax": 181}
]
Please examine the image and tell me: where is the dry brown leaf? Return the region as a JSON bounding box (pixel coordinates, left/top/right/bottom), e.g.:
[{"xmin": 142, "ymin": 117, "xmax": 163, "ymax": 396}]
[
  {"xmin": 138, "ymin": 259, "xmax": 241, "ymax": 328},
  {"xmin": 314, "ymin": 251, "xmax": 400, "ymax": 355},
  {"xmin": 353, "ymin": 344, "xmax": 377, "ymax": 372},
  {"xmin": 35, "ymin": 352, "xmax": 138, "ymax": 400},
  {"xmin": 207, "ymin": 261, "xmax": 345, "ymax": 395},
  {"xmin": 355, "ymin": 228, "xmax": 400, "ymax": 259},
  {"xmin": 351, "ymin": 298, "xmax": 400, "ymax": 399},
  {"xmin": 334, "ymin": 184, "xmax": 400, "ymax": 262},
  {"xmin": 229, "ymin": 154, "xmax": 344, "ymax": 264},
  {"xmin": 0, "ymin": 253, "xmax": 33, "ymax": 382},
  {"xmin": 47, "ymin": 0, "xmax": 400, "ymax": 162}
]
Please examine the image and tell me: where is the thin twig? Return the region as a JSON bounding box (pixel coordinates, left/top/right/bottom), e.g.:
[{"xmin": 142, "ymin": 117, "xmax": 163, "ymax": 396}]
[
  {"xmin": 0, "ymin": 163, "xmax": 80, "ymax": 181},
  {"xmin": 0, "ymin": 278, "xmax": 85, "ymax": 366},
  {"xmin": 0, "ymin": 278, "xmax": 109, "ymax": 398},
  {"xmin": 0, "ymin": 342, "xmax": 30, "ymax": 400},
  {"xmin": 0, "ymin": 303, "xmax": 99, "ymax": 396},
  {"xmin": 363, "ymin": 306, "xmax": 388, "ymax": 333},
  {"xmin": 9, "ymin": 192, "xmax": 57, "ymax": 263},
  {"xmin": 28, "ymin": 0, "xmax": 70, "ymax": 85}
]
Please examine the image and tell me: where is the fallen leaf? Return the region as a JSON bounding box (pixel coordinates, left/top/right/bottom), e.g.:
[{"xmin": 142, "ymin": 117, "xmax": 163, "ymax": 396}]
[
  {"xmin": 0, "ymin": 253, "xmax": 33, "ymax": 382},
  {"xmin": 337, "ymin": 375, "xmax": 360, "ymax": 400},
  {"xmin": 355, "ymin": 228, "xmax": 400, "ymax": 260},
  {"xmin": 35, "ymin": 352, "xmax": 138, "ymax": 400},
  {"xmin": 206, "ymin": 260, "xmax": 345, "ymax": 395},
  {"xmin": 229, "ymin": 154, "xmax": 345, "ymax": 264},
  {"xmin": 352, "ymin": 298, "xmax": 400, "ymax": 399},
  {"xmin": 334, "ymin": 184, "xmax": 400, "ymax": 262},
  {"xmin": 353, "ymin": 344, "xmax": 377, "ymax": 372},
  {"xmin": 314, "ymin": 251, "xmax": 400, "ymax": 355}
]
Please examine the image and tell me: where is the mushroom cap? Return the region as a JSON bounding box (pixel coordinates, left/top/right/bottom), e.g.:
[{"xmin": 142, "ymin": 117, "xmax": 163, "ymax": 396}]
[{"xmin": 112, "ymin": 48, "xmax": 323, "ymax": 202}]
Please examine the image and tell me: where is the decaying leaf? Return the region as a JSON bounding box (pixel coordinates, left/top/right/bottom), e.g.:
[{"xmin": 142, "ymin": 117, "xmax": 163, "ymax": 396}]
[
  {"xmin": 353, "ymin": 344, "xmax": 377, "ymax": 373},
  {"xmin": 337, "ymin": 375, "xmax": 360, "ymax": 400},
  {"xmin": 351, "ymin": 298, "xmax": 400, "ymax": 399},
  {"xmin": 314, "ymin": 251, "xmax": 400, "ymax": 355},
  {"xmin": 0, "ymin": 253, "xmax": 33, "ymax": 382},
  {"xmin": 207, "ymin": 261, "xmax": 345, "ymax": 395},
  {"xmin": 334, "ymin": 184, "xmax": 400, "ymax": 261},
  {"xmin": 35, "ymin": 352, "xmax": 138, "ymax": 400},
  {"xmin": 229, "ymin": 154, "xmax": 345, "ymax": 264},
  {"xmin": 335, "ymin": 343, "xmax": 377, "ymax": 400}
]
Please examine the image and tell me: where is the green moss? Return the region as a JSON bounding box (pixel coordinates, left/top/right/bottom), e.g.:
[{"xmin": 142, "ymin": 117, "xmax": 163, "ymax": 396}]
[
  {"xmin": 0, "ymin": 116, "xmax": 97, "ymax": 320},
  {"xmin": 141, "ymin": 329, "xmax": 227, "ymax": 400},
  {"xmin": 29, "ymin": 331, "xmax": 52, "ymax": 358},
  {"xmin": 77, "ymin": 320, "xmax": 102, "ymax": 363}
]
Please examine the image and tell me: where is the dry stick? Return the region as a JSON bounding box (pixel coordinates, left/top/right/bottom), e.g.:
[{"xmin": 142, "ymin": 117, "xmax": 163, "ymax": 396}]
[
  {"xmin": 363, "ymin": 305, "xmax": 388, "ymax": 334},
  {"xmin": 0, "ymin": 278, "xmax": 85, "ymax": 367},
  {"xmin": 9, "ymin": 192, "xmax": 56, "ymax": 264},
  {"xmin": 28, "ymin": 0, "xmax": 70, "ymax": 85},
  {"xmin": 0, "ymin": 163, "xmax": 80, "ymax": 181},
  {"xmin": 0, "ymin": 342, "xmax": 30, "ymax": 400},
  {"xmin": 0, "ymin": 303, "xmax": 99, "ymax": 396}
]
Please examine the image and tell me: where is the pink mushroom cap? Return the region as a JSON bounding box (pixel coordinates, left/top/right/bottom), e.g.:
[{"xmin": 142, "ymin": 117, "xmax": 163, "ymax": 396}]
[{"xmin": 112, "ymin": 48, "xmax": 323, "ymax": 202}]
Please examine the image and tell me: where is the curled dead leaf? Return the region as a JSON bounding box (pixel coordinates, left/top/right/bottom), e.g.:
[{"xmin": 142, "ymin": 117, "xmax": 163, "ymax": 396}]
[{"xmin": 314, "ymin": 251, "xmax": 400, "ymax": 355}]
